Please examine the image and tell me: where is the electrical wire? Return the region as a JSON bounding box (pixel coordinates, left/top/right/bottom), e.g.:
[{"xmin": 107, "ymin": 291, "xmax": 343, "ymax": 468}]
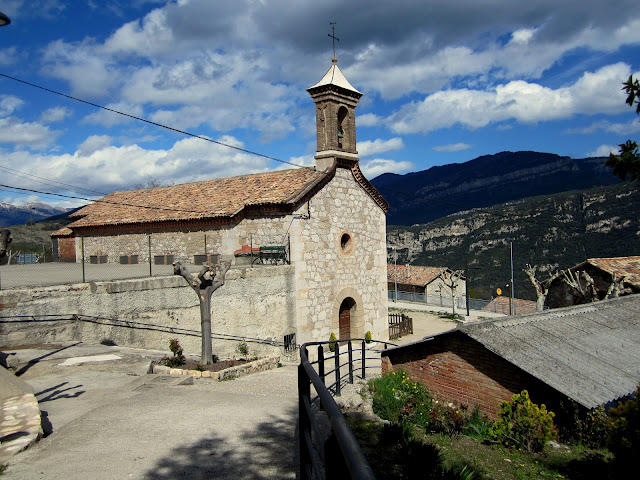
[{"xmin": 0, "ymin": 72, "xmax": 308, "ymax": 170}]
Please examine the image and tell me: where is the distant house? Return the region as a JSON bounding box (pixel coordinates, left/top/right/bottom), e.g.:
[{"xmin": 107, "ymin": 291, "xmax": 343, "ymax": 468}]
[
  {"xmin": 387, "ymin": 264, "xmax": 466, "ymax": 298},
  {"xmin": 382, "ymin": 294, "xmax": 640, "ymax": 424},
  {"xmin": 482, "ymin": 296, "xmax": 538, "ymax": 315},
  {"xmin": 546, "ymin": 256, "xmax": 640, "ymax": 308}
]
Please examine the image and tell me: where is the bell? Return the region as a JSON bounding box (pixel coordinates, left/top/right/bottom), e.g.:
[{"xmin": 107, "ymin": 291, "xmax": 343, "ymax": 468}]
[{"xmin": 337, "ymin": 126, "xmax": 344, "ymax": 139}]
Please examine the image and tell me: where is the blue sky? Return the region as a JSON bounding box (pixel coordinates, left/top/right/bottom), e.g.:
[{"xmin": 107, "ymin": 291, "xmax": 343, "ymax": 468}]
[{"xmin": 0, "ymin": 0, "xmax": 639, "ymax": 208}]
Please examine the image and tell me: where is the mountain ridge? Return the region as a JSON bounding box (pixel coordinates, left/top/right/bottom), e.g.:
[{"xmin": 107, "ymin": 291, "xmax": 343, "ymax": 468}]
[{"xmin": 371, "ymin": 151, "xmax": 620, "ymax": 226}]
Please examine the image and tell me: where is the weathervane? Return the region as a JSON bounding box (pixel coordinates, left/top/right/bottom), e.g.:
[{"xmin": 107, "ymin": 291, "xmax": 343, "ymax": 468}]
[{"xmin": 328, "ymin": 21, "xmax": 339, "ymax": 61}]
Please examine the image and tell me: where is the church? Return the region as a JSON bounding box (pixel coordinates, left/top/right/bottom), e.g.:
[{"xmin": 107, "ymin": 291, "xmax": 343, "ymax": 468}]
[{"xmin": 52, "ymin": 57, "xmax": 390, "ymax": 347}]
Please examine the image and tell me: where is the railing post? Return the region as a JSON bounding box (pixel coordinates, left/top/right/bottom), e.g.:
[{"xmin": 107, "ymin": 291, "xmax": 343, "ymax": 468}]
[
  {"xmin": 318, "ymin": 345, "xmax": 325, "ymax": 385},
  {"xmin": 361, "ymin": 340, "xmax": 366, "ymax": 379},
  {"xmin": 334, "ymin": 342, "xmax": 341, "ymax": 396},
  {"xmin": 298, "ymin": 348, "xmax": 311, "ymax": 480},
  {"xmin": 348, "ymin": 341, "xmax": 353, "ymax": 384}
]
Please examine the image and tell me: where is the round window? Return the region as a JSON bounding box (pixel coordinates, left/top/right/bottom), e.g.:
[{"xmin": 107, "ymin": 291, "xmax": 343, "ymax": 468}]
[{"xmin": 339, "ymin": 231, "xmax": 354, "ymax": 255}]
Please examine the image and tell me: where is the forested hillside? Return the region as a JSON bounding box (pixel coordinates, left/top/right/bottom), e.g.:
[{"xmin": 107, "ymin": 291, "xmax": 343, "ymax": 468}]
[{"xmin": 387, "ymin": 182, "xmax": 640, "ymax": 300}]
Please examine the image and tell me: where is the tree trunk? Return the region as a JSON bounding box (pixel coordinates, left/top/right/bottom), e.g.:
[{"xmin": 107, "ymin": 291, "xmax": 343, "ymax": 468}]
[
  {"xmin": 0, "ymin": 229, "xmax": 11, "ymax": 261},
  {"xmin": 199, "ymin": 290, "xmax": 213, "ymax": 363},
  {"xmin": 173, "ymin": 261, "xmax": 230, "ymax": 364}
]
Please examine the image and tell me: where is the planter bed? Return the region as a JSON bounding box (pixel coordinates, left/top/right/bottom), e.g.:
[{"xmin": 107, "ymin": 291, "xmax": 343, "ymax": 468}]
[{"xmin": 150, "ymin": 355, "xmax": 280, "ymax": 380}]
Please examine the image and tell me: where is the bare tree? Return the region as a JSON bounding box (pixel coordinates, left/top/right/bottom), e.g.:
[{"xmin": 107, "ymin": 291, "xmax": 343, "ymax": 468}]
[
  {"xmin": 604, "ymin": 273, "xmax": 632, "ymax": 299},
  {"xmin": 173, "ymin": 260, "xmax": 231, "ymax": 364},
  {"xmin": 523, "ymin": 264, "xmax": 563, "ymax": 311},
  {"xmin": 442, "ymin": 269, "xmax": 464, "ymax": 316},
  {"xmin": 0, "ymin": 229, "xmax": 12, "ymax": 263},
  {"xmin": 563, "ymin": 269, "xmax": 598, "ymax": 304}
]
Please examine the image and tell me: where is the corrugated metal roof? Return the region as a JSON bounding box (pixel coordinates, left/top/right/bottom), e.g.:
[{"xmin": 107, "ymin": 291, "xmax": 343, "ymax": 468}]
[{"xmin": 461, "ymin": 294, "xmax": 640, "ymax": 408}]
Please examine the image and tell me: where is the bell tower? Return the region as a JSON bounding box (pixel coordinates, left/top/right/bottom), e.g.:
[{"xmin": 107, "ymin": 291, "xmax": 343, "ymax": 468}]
[{"xmin": 307, "ymin": 56, "xmax": 362, "ymax": 169}]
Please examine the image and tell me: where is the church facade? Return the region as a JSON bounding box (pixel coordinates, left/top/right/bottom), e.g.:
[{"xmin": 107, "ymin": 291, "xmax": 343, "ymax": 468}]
[{"xmin": 53, "ymin": 58, "xmax": 390, "ymax": 346}]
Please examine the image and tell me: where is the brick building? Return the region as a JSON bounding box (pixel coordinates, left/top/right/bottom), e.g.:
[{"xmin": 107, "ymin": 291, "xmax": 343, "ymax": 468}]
[
  {"xmin": 382, "ymin": 294, "xmax": 640, "ymax": 420},
  {"xmin": 51, "ymin": 57, "xmax": 390, "ymax": 347}
]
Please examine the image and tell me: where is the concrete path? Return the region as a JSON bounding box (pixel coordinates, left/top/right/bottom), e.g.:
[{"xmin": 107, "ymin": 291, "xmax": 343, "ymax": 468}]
[
  {"xmin": 1, "ymin": 343, "xmax": 298, "ymax": 479},
  {"xmin": 388, "ymin": 300, "xmax": 505, "ymax": 346}
]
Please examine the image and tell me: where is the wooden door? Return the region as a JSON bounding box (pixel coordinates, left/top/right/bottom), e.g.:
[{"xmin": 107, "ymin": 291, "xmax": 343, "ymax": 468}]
[{"xmin": 339, "ymin": 307, "xmax": 350, "ymax": 339}]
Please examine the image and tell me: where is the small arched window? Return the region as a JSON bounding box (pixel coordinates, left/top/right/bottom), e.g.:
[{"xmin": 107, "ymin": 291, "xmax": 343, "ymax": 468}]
[{"xmin": 337, "ymin": 106, "xmax": 348, "ymax": 147}]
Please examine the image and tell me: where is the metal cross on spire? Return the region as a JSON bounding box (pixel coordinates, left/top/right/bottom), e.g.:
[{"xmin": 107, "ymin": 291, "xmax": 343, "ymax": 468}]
[{"xmin": 328, "ymin": 21, "xmax": 339, "ymax": 60}]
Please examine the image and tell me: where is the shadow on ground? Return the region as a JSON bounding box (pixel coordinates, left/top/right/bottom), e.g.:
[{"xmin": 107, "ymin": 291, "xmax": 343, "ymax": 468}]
[{"xmin": 142, "ymin": 405, "xmax": 299, "ymax": 480}]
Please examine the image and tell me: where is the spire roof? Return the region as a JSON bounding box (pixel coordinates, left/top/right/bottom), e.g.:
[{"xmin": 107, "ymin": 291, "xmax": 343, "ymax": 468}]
[{"xmin": 307, "ymin": 57, "xmax": 362, "ymax": 95}]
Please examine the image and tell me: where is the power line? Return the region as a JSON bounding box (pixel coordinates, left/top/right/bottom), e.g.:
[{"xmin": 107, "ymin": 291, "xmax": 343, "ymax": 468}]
[
  {"xmin": 0, "ymin": 72, "xmax": 308, "ymax": 170},
  {"xmin": 0, "ymin": 184, "xmax": 217, "ymax": 215},
  {"xmin": 0, "ymin": 164, "xmax": 108, "ymax": 197}
]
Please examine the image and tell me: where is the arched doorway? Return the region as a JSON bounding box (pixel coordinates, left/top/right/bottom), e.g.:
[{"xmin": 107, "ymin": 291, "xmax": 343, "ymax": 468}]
[{"xmin": 339, "ymin": 297, "xmax": 356, "ymax": 339}]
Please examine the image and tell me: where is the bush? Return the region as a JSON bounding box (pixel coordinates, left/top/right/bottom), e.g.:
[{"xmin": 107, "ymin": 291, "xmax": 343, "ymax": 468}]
[
  {"xmin": 328, "ymin": 332, "xmax": 337, "ymax": 352},
  {"xmin": 491, "ymin": 390, "xmax": 557, "ymax": 452},
  {"xmin": 559, "ymin": 400, "xmax": 609, "ymax": 448},
  {"xmin": 236, "ymin": 341, "xmax": 249, "ymax": 357},
  {"xmin": 369, "ymin": 370, "xmax": 432, "ymax": 427},
  {"xmin": 165, "ymin": 338, "xmax": 185, "ymax": 367},
  {"xmin": 608, "ymin": 385, "xmax": 640, "ymax": 467},
  {"xmin": 365, "ymin": 331, "xmax": 372, "ymax": 343}
]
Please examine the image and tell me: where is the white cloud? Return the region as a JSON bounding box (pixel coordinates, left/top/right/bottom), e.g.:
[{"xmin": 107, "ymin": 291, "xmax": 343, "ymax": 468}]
[
  {"xmin": 567, "ymin": 119, "xmax": 640, "ymax": 135},
  {"xmin": 433, "ymin": 143, "xmax": 471, "ymax": 152},
  {"xmin": 77, "ymin": 135, "xmax": 112, "ymax": 156},
  {"xmin": 1, "ymin": 134, "xmax": 270, "ymax": 202},
  {"xmin": 358, "ymin": 113, "xmax": 383, "ymax": 127},
  {"xmin": 359, "ymin": 158, "xmax": 413, "ymax": 179},
  {"xmin": 587, "ymin": 144, "xmax": 618, "ymax": 158},
  {"xmin": 40, "ymin": 106, "xmax": 72, "ymax": 123},
  {"xmin": 0, "ymin": 117, "xmax": 59, "ymax": 148},
  {"xmin": 388, "ymin": 63, "xmax": 636, "ymax": 134},
  {"xmin": 357, "ymin": 137, "xmax": 404, "ymax": 157},
  {"xmin": 0, "ymin": 95, "xmax": 23, "ymax": 116}
]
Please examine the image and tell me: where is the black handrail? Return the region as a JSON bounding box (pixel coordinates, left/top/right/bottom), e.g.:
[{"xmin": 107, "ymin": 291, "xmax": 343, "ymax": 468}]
[{"xmin": 299, "ymin": 338, "xmax": 396, "ymax": 480}]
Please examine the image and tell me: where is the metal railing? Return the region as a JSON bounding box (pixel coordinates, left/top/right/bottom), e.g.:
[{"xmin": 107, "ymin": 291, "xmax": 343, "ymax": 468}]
[{"xmin": 298, "ymin": 338, "xmax": 396, "ymax": 480}]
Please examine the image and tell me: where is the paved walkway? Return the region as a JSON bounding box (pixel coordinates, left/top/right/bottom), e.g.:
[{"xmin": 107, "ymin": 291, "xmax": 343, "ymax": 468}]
[{"xmin": 1, "ymin": 343, "xmax": 298, "ymax": 479}]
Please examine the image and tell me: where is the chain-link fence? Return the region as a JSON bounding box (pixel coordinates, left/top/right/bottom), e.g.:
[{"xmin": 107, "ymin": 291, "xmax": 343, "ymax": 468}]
[{"xmin": 0, "ymin": 233, "xmax": 290, "ymax": 290}]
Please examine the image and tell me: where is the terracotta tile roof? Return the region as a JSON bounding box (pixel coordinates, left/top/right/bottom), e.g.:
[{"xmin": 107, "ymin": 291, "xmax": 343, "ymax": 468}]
[
  {"xmin": 585, "ymin": 256, "xmax": 640, "ymax": 289},
  {"xmin": 68, "ymin": 168, "xmax": 327, "ymax": 229},
  {"xmin": 351, "ymin": 162, "xmax": 389, "ymax": 212},
  {"xmin": 482, "ymin": 296, "xmax": 538, "ymax": 315},
  {"xmin": 51, "ymin": 227, "xmax": 73, "ymax": 237},
  {"xmin": 387, "ymin": 264, "xmax": 446, "ymax": 287}
]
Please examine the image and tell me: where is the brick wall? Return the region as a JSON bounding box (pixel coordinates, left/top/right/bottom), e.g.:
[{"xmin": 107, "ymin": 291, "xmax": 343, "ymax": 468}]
[
  {"xmin": 57, "ymin": 237, "xmax": 76, "ymax": 262},
  {"xmin": 382, "ymin": 331, "xmax": 563, "ymax": 420}
]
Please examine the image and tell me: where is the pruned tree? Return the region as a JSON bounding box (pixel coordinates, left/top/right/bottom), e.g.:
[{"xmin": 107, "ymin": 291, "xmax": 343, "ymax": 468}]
[
  {"xmin": 563, "ymin": 269, "xmax": 598, "ymax": 304},
  {"xmin": 173, "ymin": 260, "xmax": 231, "ymax": 364},
  {"xmin": 523, "ymin": 264, "xmax": 563, "ymax": 312},
  {"xmin": 0, "ymin": 229, "xmax": 12, "ymax": 263},
  {"xmin": 442, "ymin": 269, "xmax": 464, "ymax": 316},
  {"xmin": 604, "ymin": 272, "xmax": 632, "ymax": 299},
  {"xmin": 606, "ymin": 75, "xmax": 640, "ymax": 183}
]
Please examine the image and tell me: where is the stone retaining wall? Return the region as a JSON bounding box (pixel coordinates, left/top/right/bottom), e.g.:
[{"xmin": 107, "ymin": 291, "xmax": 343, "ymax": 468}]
[
  {"xmin": 151, "ymin": 355, "xmax": 281, "ymax": 380},
  {"xmin": 0, "ymin": 266, "xmax": 296, "ymax": 360}
]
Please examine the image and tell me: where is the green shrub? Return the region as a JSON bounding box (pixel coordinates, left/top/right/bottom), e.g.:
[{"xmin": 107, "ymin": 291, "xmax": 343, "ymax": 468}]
[
  {"xmin": 328, "ymin": 332, "xmax": 337, "ymax": 352},
  {"xmin": 490, "ymin": 390, "xmax": 557, "ymax": 452},
  {"xmin": 369, "ymin": 370, "xmax": 432, "ymax": 427},
  {"xmin": 558, "ymin": 400, "xmax": 609, "ymax": 448},
  {"xmin": 165, "ymin": 338, "xmax": 185, "ymax": 367},
  {"xmin": 236, "ymin": 341, "xmax": 249, "ymax": 357},
  {"xmin": 365, "ymin": 331, "xmax": 372, "ymax": 343},
  {"xmin": 608, "ymin": 385, "xmax": 640, "ymax": 467}
]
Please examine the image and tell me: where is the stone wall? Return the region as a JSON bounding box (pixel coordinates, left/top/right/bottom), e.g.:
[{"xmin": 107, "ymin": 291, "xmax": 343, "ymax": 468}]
[
  {"xmin": 76, "ymin": 216, "xmax": 292, "ymax": 266},
  {"xmin": 0, "ymin": 266, "xmax": 296, "ymax": 360},
  {"xmin": 381, "ymin": 331, "xmax": 563, "ymax": 420},
  {"xmin": 290, "ymin": 165, "xmax": 389, "ymax": 345}
]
